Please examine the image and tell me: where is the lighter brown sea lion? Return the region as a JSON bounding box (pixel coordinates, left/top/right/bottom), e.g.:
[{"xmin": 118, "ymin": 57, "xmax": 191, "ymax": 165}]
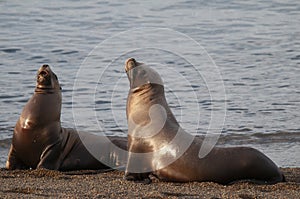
[
  {"xmin": 124, "ymin": 58, "xmax": 285, "ymax": 184},
  {"xmin": 6, "ymin": 65, "xmax": 127, "ymax": 171}
]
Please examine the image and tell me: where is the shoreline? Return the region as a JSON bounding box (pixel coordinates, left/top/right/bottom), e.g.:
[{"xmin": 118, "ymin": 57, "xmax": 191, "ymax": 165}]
[{"xmin": 0, "ymin": 168, "xmax": 299, "ymax": 198}]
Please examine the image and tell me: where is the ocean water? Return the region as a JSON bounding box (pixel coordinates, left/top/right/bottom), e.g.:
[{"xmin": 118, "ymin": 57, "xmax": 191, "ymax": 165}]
[{"xmin": 0, "ymin": 0, "xmax": 299, "ymax": 168}]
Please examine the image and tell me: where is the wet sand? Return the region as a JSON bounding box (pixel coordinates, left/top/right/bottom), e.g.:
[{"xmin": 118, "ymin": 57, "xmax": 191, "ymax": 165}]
[{"xmin": 0, "ymin": 168, "xmax": 299, "ymax": 198}]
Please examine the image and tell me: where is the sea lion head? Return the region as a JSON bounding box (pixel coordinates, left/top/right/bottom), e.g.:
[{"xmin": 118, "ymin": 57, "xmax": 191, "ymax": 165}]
[
  {"xmin": 125, "ymin": 58, "xmax": 163, "ymax": 89},
  {"xmin": 35, "ymin": 64, "xmax": 61, "ymax": 92}
]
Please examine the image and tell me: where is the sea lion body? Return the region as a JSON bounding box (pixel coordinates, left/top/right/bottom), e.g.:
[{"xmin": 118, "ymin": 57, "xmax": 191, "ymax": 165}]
[
  {"xmin": 124, "ymin": 58, "xmax": 284, "ymax": 184},
  {"xmin": 6, "ymin": 65, "xmax": 127, "ymax": 170}
]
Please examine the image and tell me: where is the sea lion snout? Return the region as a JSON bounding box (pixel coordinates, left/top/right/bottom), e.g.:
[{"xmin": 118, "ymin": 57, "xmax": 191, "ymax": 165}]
[
  {"xmin": 38, "ymin": 64, "xmax": 50, "ymax": 76},
  {"xmin": 37, "ymin": 65, "xmax": 51, "ymax": 85},
  {"xmin": 39, "ymin": 70, "xmax": 48, "ymax": 77},
  {"xmin": 125, "ymin": 58, "xmax": 137, "ymax": 72},
  {"xmin": 41, "ymin": 64, "xmax": 49, "ymax": 68},
  {"xmin": 36, "ymin": 64, "xmax": 60, "ymax": 90}
]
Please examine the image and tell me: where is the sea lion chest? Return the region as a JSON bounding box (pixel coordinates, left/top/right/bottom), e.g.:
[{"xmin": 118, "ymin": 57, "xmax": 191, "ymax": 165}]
[{"xmin": 12, "ymin": 93, "xmax": 61, "ymax": 167}]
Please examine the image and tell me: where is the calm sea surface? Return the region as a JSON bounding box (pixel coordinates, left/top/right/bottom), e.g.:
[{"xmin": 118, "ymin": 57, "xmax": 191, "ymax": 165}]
[{"xmin": 0, "ymin": 0, "xmax": 299, "ymax": 167}]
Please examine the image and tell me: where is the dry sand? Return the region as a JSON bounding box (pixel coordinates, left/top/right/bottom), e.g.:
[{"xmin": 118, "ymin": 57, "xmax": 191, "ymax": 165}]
[{"xmin": 0, "ymin": 168, "xmax": 299, "ymax": 198}]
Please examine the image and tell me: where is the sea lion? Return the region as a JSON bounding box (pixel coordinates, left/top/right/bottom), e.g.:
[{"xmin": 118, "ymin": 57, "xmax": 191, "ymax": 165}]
[
  {"xmin": 6, "ymin": 64, "xmax": 127, "ymax": 171},
  {"xmin": 124, "ymin": 58, "xmax": 285, "ymax": 184}
]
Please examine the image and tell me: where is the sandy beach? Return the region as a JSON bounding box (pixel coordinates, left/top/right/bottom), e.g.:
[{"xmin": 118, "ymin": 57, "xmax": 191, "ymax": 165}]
[{"xmin": 0, "ymin": 168, "xmax": 299, "ymax": 198}]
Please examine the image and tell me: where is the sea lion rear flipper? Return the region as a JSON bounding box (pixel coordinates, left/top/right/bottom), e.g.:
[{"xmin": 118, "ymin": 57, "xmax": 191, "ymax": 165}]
[{"xmin": 124, "ymin": 172, "xmax": 152, "ymax": 184}]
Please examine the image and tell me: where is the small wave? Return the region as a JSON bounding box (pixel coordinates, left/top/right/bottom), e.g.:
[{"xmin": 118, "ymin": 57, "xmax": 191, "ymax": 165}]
[
  {"xmin": 7, "ymin": 71, "xmax": 20, "ymax": 75},
  {"xmin": 227, "ymin": 108, "xmax": 248, "ymax": 111},
  {"xmin": 58, "ymin": 60, "xmax": 68, "ymax": 63},
  {"xmin": 252, "ymin": 52, "xmax": 273, "ymax": 56},
  {"xmin": 271, "ymin": 102, "xmax": 295, "ymax": 106},
  {"xmin": 95, "ymin": 100, "xmax": 111, "ymax": 105},
  {"xmin": 216, "ymin": 131, "xmax": 299, "ymax": 146},
  {"xmin": 0, "ymin": 94, "xmax": 23, "ymax": 99},
  {"xmin": 227, "ymin": 127, "xmax": 252, "ymax": 132},
  {"xmin": 1, "ymin": 48, "xmax": 21, "ymax": 53},
  {"xmin": 253, "ymin": 131, "xmax": 300, "ymax": 139},
  {"xmin": 241, "ymin": 77, "xmax": 258, "ymax": 81},
  {"xmin": 258, "ymin": 108, "xmax": 286, "ymax": 112},
  {"xmin": 232, "ymin": 83, "xmax": 246, "ymax": 86},
  {"xmin": 278, "ymin": 85, "xmax": 290, "ymax": 88},
  {"xmin": 51, "ymin": 49, "xmax": 64, "ymax": 53},
  {"xmin": 61, "ymin": 50, "xmax": 79, "ymax": 55},
  {"xmin": 27, "ymin": 55, "xmax": 45, "ymax": 60},
  {"xmin": 51, "ymin": 49, "xmax": 78, "ymax": 55},
  {"xmin": 245, "ymin": 65, "xmax": 256, "ymax": 69},
  {"xmin": 95, "ymin": 108, "xmax": 111, "ymax": 111},
  {"xmin": 291, "ymin": 55, "xmax": 300, "ymax": 60}
]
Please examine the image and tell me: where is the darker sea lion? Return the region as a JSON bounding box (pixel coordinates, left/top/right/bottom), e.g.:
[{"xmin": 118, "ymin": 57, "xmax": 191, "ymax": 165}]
[
  {"xmin": 6, "ymin": 65, "xmax": 127, "ymax": 171},
  {"xmin": 124, "ymin": 58, "xmax": 285, "ymax": 184}
]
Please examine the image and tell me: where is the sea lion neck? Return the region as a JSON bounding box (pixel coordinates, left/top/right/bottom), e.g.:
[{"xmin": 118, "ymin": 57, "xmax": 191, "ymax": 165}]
[
  {"xmin": 34, "ymin": 87, "xmax": 58, "ymax": 94},
  {"xmin": 131, "ymin": 83, "xmax": 165, "ymax": 98},
  {"xmin": 128, "ymin": 83, "xmax": 167, "ymax": 113}
]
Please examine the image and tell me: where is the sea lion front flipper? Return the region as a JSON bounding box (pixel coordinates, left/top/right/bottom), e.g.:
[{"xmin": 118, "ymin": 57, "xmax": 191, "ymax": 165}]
[
  {"xmin": 6, "ymin": 145, "xmax": 28, "ymax": 170},
  {"xmin": 37, "ymin": 142, "xmax": 62, "ymax": 170}
]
